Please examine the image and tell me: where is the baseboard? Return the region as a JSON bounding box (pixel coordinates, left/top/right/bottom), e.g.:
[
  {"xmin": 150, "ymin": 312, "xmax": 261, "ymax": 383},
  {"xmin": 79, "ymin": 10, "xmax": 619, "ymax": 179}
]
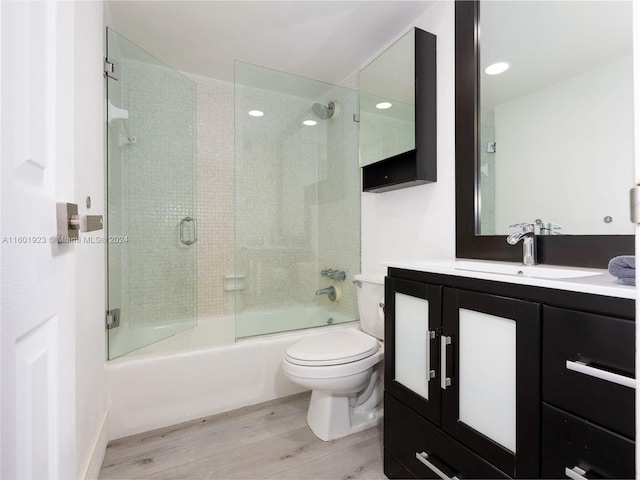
[{"xmin": 79, "ymin": 410, "xmax": 109, "ymax": 480}]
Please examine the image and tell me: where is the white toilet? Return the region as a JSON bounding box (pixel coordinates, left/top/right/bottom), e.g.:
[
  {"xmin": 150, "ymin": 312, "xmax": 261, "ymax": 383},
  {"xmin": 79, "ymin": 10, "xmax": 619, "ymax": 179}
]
[{"xmin": 282, "ymin": 273, "xmax": 385, "ymax": 441}]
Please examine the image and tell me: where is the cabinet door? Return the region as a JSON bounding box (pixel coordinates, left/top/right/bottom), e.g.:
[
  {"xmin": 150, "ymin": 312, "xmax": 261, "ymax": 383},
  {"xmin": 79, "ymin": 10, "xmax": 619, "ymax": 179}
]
[
  {"xmin": 385, "ymin": 278, "xmax": 442, "ymax": 426},
  {"xmin": 441, "ymin": 288, "xmax": 540, "ymax": 478}
]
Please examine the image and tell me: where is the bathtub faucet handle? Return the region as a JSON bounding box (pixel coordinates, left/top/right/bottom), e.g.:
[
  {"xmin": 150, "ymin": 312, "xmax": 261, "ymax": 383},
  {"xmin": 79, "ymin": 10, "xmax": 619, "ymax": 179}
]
[{"xmin": 320, "ymin": 269, "xmax": 346, "ymax": 281}]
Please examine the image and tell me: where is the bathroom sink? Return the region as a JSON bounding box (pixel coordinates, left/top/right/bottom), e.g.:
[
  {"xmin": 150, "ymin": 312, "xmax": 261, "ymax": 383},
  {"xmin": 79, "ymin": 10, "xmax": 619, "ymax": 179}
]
[{"xmin": 452, "ymin": 260, "xmax": 602, "ymax": 279}]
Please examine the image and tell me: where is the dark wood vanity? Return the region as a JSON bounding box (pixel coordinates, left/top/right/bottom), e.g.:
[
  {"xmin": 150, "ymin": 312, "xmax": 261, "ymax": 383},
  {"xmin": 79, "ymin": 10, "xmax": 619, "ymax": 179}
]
[{"xmin": 383, "ymin": 267, "xmax": 635, "ymax": 479}]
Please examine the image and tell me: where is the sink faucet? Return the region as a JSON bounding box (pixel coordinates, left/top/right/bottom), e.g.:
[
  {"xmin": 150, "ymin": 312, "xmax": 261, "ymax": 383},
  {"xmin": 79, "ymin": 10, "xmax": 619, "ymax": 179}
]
[
  {"xmin": 316, "ymin": 286, "xmax": 337, "ymax": 301},
  {"xmin": 507, "ymin": 223, "xmax": 537, "ymax": 266}
]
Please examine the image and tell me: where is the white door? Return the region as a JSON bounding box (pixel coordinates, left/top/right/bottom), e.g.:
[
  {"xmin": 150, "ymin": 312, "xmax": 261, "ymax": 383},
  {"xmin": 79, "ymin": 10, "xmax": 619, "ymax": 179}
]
[{"xmin": 1, "ymin": 1, "xmax": 77, "ymax": 478}]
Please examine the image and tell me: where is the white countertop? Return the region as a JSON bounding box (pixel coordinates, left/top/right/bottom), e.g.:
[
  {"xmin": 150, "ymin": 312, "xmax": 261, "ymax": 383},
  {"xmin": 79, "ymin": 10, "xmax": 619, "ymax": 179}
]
[{"xmin": 384, "ymin": 259, "xmax": 635, "ymax": 300}]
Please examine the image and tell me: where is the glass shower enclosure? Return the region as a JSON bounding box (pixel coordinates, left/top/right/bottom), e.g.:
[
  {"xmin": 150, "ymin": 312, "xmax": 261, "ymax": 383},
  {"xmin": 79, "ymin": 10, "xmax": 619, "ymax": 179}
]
[
  {"xmin": 234, "ymin": 62, "xmax": 361, "ymax": 339},
  {"xmin": 106, "ymin": 28, "xmax": 197, "ymax": 359},
  {"xmin": 105, "ymin": 31, "xmax": 361, "ymax": 358}
]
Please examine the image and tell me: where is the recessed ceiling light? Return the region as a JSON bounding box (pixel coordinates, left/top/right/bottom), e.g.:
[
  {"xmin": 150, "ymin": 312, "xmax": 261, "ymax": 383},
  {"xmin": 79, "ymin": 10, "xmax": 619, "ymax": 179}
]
[
  {"xmin": 376, "ymin": 102, "xmax": 393, "ymax": 110},
  {"xmin": 303, "ymin": 119, "xmax": 317, "ymax": 126},
  {"xmin": 248, "ymin": 110, "xmax": 264, "ymax": 117},
  {"xmin": 484, "ymin": 62, "xmax": 510, "ymax": 75}
]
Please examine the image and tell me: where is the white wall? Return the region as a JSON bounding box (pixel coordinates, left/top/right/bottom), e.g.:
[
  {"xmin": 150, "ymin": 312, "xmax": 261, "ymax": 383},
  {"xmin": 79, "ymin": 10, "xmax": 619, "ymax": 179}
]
[
  {"xmin": 494, "ymin": 57, "xmax": 634, "ymax": 235},
  {"xmin": 361, "ymin": 1, "xmax": 456, "ymax": 275},
  {"xmin": 74, "ymin": 2, "xmax": 107, "ymax": 478}
]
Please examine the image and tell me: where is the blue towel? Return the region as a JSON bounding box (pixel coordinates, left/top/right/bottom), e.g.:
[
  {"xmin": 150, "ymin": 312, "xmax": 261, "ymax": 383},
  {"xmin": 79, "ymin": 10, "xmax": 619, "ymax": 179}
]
[{"xmin": 608, "ymin": 255, "xmax": 635, "ymax": 285}]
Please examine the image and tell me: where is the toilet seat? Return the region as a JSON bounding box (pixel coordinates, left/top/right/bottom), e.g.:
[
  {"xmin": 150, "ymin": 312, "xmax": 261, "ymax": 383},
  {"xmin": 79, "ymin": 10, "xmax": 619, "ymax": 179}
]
[{"xmin": 285, "ymin": 328, "xmax": 378, "ymax": 366}]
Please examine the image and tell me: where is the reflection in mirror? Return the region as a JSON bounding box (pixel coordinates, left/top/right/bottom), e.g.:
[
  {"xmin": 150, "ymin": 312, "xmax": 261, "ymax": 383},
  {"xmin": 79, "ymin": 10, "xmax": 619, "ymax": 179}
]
[
  {"xmin": 359, "ymin": 29, "xmax": 415, "ymax": 167},
  {"xmin": 478, "ymin": 1, "xmax": 634, "ymax": 236}
]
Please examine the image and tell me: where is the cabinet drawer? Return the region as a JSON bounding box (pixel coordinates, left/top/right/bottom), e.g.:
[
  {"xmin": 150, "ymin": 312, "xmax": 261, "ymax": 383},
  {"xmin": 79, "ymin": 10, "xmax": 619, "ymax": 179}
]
[
  {"xmin": 542, "ymin": 306, "xmax": 634, "ymax": 438},
  {"xmin": 542, "ymin": 403, "xmax": 634, "ymax": 479},
  {"xmin": 384, "ymin": 393, "xmax": 508, "ymax": 479}
]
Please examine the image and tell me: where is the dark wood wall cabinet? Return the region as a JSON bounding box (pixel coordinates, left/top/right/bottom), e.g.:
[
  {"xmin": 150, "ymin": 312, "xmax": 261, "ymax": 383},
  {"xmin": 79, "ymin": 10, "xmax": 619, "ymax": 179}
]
[
  {"xmin": 384, "ymin": 267, "xmax": 635, "ymax": 479},
  {"xmin": 361, "ymin": 28, "xmax": 437, "ymax": 193}
]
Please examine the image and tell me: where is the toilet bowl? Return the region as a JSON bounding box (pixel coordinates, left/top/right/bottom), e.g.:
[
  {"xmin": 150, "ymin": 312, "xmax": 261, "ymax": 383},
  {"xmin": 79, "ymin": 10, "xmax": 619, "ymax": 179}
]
[{"xmin": 281, "ymin": 274, "xmax": 385, "ymax": 441}]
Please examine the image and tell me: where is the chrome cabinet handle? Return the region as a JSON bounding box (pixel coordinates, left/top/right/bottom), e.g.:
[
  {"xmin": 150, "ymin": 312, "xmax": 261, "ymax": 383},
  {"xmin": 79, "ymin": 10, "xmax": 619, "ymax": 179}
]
[
  {"xmin": 441, "ymin": 336, "xmax": 452, "ymax": 389},
  {"xmin": 566, "ymin": 360, "xmax": 636, "ymax": 389},
  {"xmin": 415, "ymin": 452, "xmax": 459, "ymax": 480},
  {"xmin": 179, "ymin": 216, "xmax": 197, "ymax": 245},
  {"xmin": 565, "ymin": 466, "xmax": 588, "ymax": 480},
  {"xmin": 426, "ymin": 330, "xmax": 436, "ymax": 381}
]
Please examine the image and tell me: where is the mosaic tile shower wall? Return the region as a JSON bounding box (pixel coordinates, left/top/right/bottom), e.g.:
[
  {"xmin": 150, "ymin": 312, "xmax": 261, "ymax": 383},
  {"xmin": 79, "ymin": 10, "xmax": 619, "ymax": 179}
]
[{"xmin": 194, "ymin": 78, "xmax": 236, "ymax": 321}]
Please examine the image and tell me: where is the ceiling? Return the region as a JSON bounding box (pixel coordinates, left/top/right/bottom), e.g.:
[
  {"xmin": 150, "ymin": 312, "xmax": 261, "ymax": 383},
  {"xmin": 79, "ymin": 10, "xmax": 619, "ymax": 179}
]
[
  {"xmin": 105, "ymin": 1, "xmax": 435, "ymax": 86},
  {"xmin": 480, "ymin": 0, "xmax": 633, "ymax": 111}
]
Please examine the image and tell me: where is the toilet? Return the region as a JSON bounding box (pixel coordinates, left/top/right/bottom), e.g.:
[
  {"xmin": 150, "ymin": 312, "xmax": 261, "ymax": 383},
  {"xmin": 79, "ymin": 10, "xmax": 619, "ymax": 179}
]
[{"xmin": 282, "ymin": 273, "xmax": 385, "ymax": 441}]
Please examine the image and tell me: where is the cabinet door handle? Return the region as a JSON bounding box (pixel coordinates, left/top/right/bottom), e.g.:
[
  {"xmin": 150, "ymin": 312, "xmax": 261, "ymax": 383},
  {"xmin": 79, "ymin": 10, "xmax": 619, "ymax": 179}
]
[
  {"xmin": 426, "ymin": 330, "xmax": 436, "ymax": 381},
  {"xmin": 564, "ymin": 466, "xmax": 588, "ymax": 480},
  {"xmin": 415, "ymin": 452, "xmax": 459, "ymax": 480},
  {"xmin": 441, "ymin": 336, "xmax": 452, "ymax": 390},
  {"xmin": 566, "ymin": 360, "xmax": 636, "ymax": 389}
]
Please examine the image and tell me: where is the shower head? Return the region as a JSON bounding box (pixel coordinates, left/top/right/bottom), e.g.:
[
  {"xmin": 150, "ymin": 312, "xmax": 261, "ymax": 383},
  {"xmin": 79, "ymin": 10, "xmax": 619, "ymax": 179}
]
[{"xmin": 312, "ymin": 101, "xmax": 335, "ymax": 120}]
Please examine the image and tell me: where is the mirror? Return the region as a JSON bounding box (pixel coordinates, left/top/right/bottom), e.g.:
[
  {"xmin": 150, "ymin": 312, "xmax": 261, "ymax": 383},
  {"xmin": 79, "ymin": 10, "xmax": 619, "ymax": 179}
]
[
  {"xmin": 455, "ymin": 1, "xmax": 634, "ymax": 267},
  {"xmin": 479, "ymin": 1, "xmax": 634, "ymax": 236},
  {"xmin": 360, "ymin": 29, "xmax": 415, "ymax": 167}
]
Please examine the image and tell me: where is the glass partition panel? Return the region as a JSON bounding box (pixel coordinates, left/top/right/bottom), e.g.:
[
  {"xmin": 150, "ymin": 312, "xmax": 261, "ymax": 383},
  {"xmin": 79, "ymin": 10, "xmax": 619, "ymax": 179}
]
[
  {"xmin": 234, "ymin": 62, "xmax": 360, "ymax": 339},
  {"xmin": 106, "ymin": 28, "xmax": 197, "ymax": 359}
]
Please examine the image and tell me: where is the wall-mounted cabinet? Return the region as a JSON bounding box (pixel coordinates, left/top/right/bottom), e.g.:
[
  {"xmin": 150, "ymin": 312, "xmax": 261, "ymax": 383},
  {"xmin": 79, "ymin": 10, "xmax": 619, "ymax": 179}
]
[{"xmin": 360, "ymin": 28, "xmax": 436, "ymax": 193}]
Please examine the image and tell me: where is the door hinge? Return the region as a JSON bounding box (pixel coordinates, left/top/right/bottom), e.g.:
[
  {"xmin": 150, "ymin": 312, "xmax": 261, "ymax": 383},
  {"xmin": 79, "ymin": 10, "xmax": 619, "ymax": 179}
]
[
  {"xmin": 106, "ymin": 308, "xmax": 121, "ymax": 329},
  {"xmin": 104, "ymin": 57, "xmax": 119, "ymax": 80},
  {"xmin": 630, "ymin": 186, "xmax": 640, "ymax": 223}
]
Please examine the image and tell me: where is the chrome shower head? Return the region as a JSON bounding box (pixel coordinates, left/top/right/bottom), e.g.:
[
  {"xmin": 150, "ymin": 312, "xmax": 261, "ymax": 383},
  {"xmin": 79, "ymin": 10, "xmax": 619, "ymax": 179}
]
[{"xmin": 311, "ymin": 101, "xmax": 335, "ymax": 120}]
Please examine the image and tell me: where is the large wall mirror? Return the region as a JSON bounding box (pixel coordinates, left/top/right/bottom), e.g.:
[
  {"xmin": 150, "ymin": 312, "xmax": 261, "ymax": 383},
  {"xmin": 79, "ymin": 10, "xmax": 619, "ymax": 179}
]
[{"xmin": 455, "ymin": 0, "xmax": 634, "ymax": 268}]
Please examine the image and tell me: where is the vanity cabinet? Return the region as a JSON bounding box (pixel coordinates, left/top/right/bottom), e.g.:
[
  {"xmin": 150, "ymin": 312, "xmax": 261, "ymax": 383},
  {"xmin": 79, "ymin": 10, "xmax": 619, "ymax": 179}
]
[{"xmin": 384, "ymin": 267, "xmax": 635, "ymax": 480}]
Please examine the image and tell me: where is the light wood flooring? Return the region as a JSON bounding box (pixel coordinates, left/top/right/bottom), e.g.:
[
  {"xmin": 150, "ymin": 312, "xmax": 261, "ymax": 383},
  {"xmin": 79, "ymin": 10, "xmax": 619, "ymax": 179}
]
[{"xmin": 99, "ymin": 392, "xmax": 386, "ymax": 480}]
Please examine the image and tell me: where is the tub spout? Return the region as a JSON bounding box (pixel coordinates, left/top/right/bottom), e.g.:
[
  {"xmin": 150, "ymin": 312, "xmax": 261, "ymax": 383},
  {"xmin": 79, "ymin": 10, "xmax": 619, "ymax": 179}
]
[{"xmin": 315, "ymin": 286, "xmax": 337, "ymax": 301}]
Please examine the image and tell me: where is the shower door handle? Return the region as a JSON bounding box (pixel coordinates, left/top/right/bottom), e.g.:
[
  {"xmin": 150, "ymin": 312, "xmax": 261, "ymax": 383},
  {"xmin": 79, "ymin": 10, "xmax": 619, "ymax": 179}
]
[{"xmin": 179, "ymin": 216, "xmax": 197, "ymax": 245}]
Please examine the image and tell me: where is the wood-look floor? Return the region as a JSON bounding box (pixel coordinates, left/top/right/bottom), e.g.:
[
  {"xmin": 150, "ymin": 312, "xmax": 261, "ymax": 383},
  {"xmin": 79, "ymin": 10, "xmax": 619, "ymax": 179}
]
[{"xmin": 99, "ymin": 392, "xmax": 386, "ymax": 480}]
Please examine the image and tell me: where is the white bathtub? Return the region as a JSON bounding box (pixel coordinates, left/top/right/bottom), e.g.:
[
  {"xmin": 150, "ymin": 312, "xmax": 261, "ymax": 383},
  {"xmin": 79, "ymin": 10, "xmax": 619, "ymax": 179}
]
[{"xmin": 106, "ymin": 310, "xmax": 357, "ymax": 440}]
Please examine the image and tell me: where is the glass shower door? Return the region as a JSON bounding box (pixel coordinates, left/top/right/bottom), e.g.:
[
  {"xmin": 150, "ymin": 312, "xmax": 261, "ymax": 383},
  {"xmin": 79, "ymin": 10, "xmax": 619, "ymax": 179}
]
[{"xmin": 106, "ymin": 28, "xmax": 197, "ymax": 359}]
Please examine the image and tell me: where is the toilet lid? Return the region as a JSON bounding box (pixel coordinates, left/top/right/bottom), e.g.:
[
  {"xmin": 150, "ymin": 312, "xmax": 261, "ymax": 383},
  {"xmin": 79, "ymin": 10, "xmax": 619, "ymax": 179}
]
[{"xmin": 285, "ymin": 328, "xmax": 379, "ymax": 366}]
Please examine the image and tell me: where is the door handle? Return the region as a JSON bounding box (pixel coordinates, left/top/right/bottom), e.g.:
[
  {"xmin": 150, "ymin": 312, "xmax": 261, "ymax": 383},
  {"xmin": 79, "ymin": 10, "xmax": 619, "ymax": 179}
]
[
  {"xmin": 415, "ymin": 452, "xmax": 459, "ymax": 480},
  {"xmin": 566, "ymin": 360, "xmax": 636, "ymax": 389},
  {"xmin": 565, "ymin": 466, "xmax": 588, "ymax": 480},
  {"xmin": 441, "ymin": 335, "xmax": 452, "ymax": 389},
  {"xmin": 179, "ymin": 216, "xmax": 197, "ymax": 245},
  {"xmin": 426, "ymin": 330, "xmax": 436, "ymax": 381}
]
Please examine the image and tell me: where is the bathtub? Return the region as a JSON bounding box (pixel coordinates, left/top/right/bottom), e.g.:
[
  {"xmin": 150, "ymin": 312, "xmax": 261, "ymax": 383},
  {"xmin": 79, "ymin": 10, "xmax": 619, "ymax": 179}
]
[{"xmin": 105, "ymin": 308, "xmax": 357, "ymax": 440}]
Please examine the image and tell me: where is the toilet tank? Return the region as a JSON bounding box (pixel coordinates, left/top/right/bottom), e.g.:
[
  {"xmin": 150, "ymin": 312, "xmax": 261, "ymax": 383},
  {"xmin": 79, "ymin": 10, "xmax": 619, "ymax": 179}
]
[{"xmin": 354, "ymin": 273, "xmax": 385, "ymax": 340}]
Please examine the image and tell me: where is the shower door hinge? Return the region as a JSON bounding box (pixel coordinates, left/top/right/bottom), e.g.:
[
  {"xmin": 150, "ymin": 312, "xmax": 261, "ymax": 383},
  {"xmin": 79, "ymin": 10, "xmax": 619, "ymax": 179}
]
[
  {"xmin": 104, "ymin": 57, "xmax": 119, "ymax": 80},
  {"xmin": 106, "ymin": 308, "xmax": 121, "ymax": 329}
]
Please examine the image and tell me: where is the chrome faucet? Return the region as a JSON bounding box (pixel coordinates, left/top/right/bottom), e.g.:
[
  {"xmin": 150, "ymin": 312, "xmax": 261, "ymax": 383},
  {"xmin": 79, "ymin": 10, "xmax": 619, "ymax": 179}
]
[
  {"xmin": 316, "ymin": 286, "xmax": 337, "ymax": 301},
  {"xmin": 507, "ymin": 223, "xmax": 537, "ymax": 266}
]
